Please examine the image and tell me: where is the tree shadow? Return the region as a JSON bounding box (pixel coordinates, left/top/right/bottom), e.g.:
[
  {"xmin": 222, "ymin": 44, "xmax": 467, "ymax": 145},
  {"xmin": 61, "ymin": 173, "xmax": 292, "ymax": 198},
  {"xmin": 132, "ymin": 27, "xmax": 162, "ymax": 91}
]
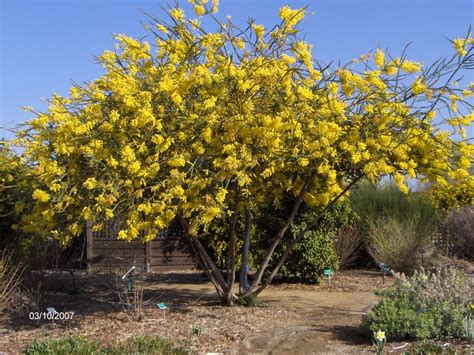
[
  {"xmin": 2, "ymin": 271, "xmax": 221, "ymax": 333},
  {"xmin": 325, "ymin": 325, "xmax": 369, "ymax": 345}
]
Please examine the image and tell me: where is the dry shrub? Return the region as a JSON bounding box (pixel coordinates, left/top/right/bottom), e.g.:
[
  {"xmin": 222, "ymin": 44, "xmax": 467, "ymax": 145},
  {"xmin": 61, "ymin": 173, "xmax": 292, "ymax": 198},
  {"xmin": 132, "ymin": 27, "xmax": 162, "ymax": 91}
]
[
  {"xmin": 332, "ymin": 227, "xmax": 362, "ymax": 269},
  {"xmin": 117, "ymin": 283, "xmax": 145, "ymax": 321},
  {"xmin": 115, "ymin": 272, "xmax": 152, "ymax": 322},
  {"xmin": 366, "ymin": 217, "xmax": 430, "ymax": 273},
  {"xmin": 439, "ymin": 205, "xmax": 474, "ymax": 260},
  {"xmin": 0, "ymin": 248, "xmax": 25, "ymax": 313}
]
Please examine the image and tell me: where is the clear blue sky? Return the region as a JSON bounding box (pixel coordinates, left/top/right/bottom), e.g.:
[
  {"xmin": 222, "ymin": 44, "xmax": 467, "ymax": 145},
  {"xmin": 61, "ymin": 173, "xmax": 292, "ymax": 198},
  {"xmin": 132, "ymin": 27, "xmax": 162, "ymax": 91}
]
[{"xmin": 1, "ymin": 0, "xmax": 473, "ymax": 139}]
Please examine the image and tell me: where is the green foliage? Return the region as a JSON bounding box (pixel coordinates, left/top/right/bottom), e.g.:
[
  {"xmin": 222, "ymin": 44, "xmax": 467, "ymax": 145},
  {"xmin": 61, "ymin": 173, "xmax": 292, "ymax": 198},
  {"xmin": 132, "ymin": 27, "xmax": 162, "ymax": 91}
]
[
  {"xmin": 363, "ymin": 268, "xmax": 471, "ymax": 341},
  {"xmin": 25, "ymin": 335, "xmax": 185, "ymax": 355},
  {"xmin": 463, "ymin": 309, "xmax": 473, "ymax": 343},
  {"xmin": 271, "ymin": 200, "xmax": 357, "ymax": 283},
  {"xmin": 200, "ymin": 196, "xmax": 357, "ymax": 283},
  {"xmin": 406, "ymin": 340, "xmax": 456, "ymax": 354},
  {"xmin": 109, "ymin": 335, "xmax": 185, "ymax": 355},
  {"xmin": 350, "ymin": 183, "xmax": 438, "ymax": 236},
  {"xmin": 26, "ymin": 336, "xmax": 101, "ymax": 355},
  {"xmin": 199, "ymin": 215, "xmax": 259, "ymax": 270},
  {"xmin": 277, "ymin": 227, "xmax": 339, "ymax": 283},
  {"xmin": 236, "ymin": 293, "xmax": 259, "ymax": 307},
  {"xmin": 192, "ymin": 325, "xmax": 202, "ymax": 335}
]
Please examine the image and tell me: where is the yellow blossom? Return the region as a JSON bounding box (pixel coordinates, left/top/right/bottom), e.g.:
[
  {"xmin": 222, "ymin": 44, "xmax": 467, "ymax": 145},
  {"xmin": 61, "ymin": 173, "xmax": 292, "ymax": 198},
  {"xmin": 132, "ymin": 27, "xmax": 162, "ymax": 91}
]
[
  {"xmin": 32, "ymin": 189, "xmax": 50, "ymax": 202},
  {"xmin": 170, "ymin": 8, "xmax": 185, "ymax": 21},
  {"xmin": 374, "ymin": 49, "xmax": 385, "ymax": 68}
]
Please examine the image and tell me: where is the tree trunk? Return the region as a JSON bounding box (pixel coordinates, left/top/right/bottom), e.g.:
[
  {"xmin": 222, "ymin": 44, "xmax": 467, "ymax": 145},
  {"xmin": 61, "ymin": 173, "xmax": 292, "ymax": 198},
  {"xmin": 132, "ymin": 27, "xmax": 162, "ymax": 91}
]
[
  {"xmin": 253, "ymin": 175, "xmax": 363, "ymax": 295},
  {"xmin": 180, "ymin": 218, "xmax": 229, "ymax": 302},
  {"xmin": 239, "ymin": 206, "xmax": 252, "ymax": 294},
  {"xmin": 224, "ymin": 193, "xmax": 239, "ymax": 305},
  {"xmin": 242, "ymin": 179, "xmax": 310, "ymax": 296}
]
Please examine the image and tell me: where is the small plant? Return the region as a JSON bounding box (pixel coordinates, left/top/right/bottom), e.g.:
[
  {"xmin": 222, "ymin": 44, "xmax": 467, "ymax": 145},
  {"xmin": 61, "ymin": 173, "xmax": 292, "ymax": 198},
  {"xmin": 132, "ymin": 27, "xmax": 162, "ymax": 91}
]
[
  {"xmin": 236, "ymin": 293, "xmax": 259, "ymax": 307},
  {"xmin": 363, "ymin": 267, "xmax": 471, "ymax": 340},
  {"xmin": 192, "ymin": 325, "xmax": 202, "ymax": 335},
  {"xmin": 351, "ymin": 184, "xmax": 438, "ymax": 271},
  {"xmin": 373, "ymin": 330, "xmax": 386, "ymax": 355},
  {"xmin": 463, "ymin": 305, "xmax": 473, "ymax": 343}
]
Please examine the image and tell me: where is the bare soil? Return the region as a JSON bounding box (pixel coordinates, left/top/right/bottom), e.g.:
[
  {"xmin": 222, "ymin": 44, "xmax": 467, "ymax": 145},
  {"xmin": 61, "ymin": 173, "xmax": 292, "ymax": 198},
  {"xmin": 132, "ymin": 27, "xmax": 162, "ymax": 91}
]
[{"xmin": 0, "ymin": 269, "xmax": 471, "ymax": 354}]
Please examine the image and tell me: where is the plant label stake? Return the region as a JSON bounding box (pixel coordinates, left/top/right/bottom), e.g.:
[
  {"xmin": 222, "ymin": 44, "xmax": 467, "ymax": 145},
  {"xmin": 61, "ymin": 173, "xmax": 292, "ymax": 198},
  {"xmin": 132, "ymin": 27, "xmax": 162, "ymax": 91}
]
[
  {"xmin": 46, "ymin": 307, "xmax": 58, "ymax": 325},
  {"xmin": 419, "ymin": 248, "xmax": 426, "ymax": 268},
  {"xmin": 379, "ymin": 263, "xmax": 390, "ymax": 284},
  {"xmin": 323, "ymin": 268, "xmax": 333, "ymax": 285},
  {"xmin": 156, "ymin": 303, "xmax": 167, "ymax": 320},
  {"xmin": 122, "ymin": 266, "xmax": 136, "ymax": 292}
]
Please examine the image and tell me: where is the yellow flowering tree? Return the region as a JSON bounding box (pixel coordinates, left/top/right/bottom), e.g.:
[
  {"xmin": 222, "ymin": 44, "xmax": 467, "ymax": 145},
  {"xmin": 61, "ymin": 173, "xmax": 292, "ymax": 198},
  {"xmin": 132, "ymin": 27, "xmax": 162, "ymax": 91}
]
[{"xmin": 11, "ymin": 2, "xmax": 473, "ymax": 305}]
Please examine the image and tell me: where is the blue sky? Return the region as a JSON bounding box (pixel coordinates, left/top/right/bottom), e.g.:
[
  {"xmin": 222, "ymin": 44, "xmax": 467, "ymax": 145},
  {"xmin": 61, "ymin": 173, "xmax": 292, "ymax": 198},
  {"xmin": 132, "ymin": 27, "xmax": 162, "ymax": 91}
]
[{"xmin": 1, "ymin": 0, "xmax": 473, "ymax": 139}]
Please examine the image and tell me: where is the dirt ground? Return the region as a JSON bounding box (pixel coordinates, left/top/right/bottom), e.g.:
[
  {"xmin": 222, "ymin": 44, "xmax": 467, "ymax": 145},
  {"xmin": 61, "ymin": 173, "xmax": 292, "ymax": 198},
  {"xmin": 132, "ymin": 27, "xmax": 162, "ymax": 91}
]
[{"xmin": 0, "ymin": 269, "xmax": 471, "ymax": 354}]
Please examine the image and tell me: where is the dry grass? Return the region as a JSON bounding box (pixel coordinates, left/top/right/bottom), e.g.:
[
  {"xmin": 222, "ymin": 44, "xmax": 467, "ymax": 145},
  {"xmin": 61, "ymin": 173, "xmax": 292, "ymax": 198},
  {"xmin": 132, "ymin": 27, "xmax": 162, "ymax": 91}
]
[
  {"xmin": 332, "ymin": 227, "xmax": 362, "ymax": 269},
  {"xmin": 0, "ymin": 248, "xmax": 25, "ymax": 313}
]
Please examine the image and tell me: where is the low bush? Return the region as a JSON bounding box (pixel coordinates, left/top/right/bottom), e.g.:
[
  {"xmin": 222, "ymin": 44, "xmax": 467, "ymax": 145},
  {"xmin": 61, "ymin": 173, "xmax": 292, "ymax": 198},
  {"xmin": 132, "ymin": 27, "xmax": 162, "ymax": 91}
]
[
  {"xmin": 362, "ymin": 267, "xmax": 471, "ymax": 341},
  {"xmin": 350, "ymin": 183, "xmax": 438, "ymax": 272},
  {"xmin": 25, "ymin": 335, "xmax": 186, "ymax": 354},
  {"xmin": 438, "ymin": 205, "xmax": 474, "ymax": 260},
  {"xmin": 332, "ymin": 226, "xmax": 362, "ymax": 269},
  {"xmin": 366, "ymin": 217, "xmax": 430, "ymax": 273},
  {"xmin": 277, "ymin": 226, "xmax": 339, "ymax": 283}
]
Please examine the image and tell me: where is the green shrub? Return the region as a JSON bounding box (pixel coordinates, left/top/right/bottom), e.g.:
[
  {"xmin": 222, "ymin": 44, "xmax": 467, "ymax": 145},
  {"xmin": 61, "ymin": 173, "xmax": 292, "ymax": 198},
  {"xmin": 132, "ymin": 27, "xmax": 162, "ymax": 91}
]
[
  {"xmin": 362, "ymin": 267, "xmax": 471, "ymax": 341},
  {"xmin": 277, "ymin": 227, "xmax": 339, "ymax": 283},
  {"xmin": 26, "ymin": 336, "xmax": 101, "ymax": 355},
  {"xmin": 271, "ymin": 200, "xmax": 357, "ymax": 283}
]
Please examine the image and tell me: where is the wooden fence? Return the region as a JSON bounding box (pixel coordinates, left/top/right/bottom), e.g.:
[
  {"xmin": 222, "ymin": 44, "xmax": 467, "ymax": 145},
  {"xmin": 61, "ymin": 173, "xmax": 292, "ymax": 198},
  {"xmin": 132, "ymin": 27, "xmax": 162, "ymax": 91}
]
[{"xmin": 85, "ymin": 220, "xmax": 196, "ymax": 272}]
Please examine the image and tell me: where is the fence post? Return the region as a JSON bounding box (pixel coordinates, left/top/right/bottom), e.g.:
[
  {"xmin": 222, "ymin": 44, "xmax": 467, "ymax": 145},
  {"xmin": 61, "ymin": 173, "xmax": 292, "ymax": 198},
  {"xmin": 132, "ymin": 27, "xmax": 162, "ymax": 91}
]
[
  {"xmin": 86, "ymin": 220, "xmax": 93, "ymax": 273},
  {"xmin": 145, "ymin": 241, "xmax": 152, "ymax": 273}
]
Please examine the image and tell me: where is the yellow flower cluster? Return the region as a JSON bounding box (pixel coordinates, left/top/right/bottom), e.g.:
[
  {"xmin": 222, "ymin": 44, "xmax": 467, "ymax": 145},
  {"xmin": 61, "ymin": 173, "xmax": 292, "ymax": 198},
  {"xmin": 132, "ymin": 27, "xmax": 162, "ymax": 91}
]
[
  {"xmin": 15, "ymin": 5, "xmax": 472, "ymax": 243},
  {"xmin": 279, "ymin": 6, "xmax": 306, "ymax": 29}
]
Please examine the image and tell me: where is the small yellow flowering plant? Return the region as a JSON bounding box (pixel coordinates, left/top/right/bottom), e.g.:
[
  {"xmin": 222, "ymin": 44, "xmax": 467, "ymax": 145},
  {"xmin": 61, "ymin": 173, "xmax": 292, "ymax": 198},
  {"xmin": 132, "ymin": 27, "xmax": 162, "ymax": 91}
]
[{"xmin": 374, "ymin": 330, "xmax": 386, "ymax": 354}]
